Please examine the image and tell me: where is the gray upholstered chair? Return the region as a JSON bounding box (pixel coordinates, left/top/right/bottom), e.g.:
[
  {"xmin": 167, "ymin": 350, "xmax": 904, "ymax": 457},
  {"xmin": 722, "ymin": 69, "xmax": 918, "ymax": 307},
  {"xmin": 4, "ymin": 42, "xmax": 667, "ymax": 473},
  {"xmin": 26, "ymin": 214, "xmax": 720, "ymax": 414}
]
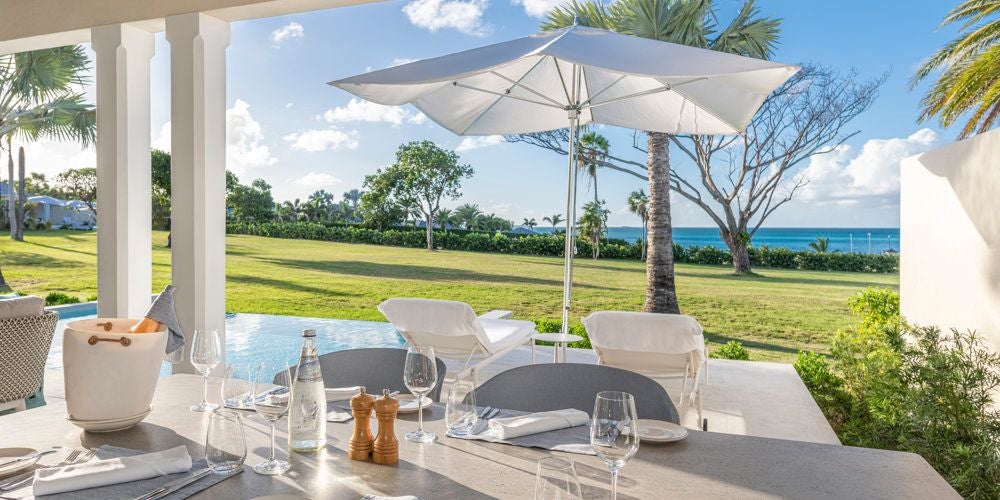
[
  {"xmin": 0, "ymin": 309, "xmax": 59, "ymax": 413},
  {"xmin": 303, "ymin": 347, "xmax": 448, "ymax": 402},
  {"xmin": 469, "ymin": 363, "xmax": 680, "ymax": 423}
]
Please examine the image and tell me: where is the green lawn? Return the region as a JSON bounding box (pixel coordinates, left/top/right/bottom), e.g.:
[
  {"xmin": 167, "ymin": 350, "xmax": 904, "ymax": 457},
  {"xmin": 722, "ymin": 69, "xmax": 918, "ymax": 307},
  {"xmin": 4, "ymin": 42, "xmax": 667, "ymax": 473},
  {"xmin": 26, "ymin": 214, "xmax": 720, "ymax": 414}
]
[{"xmin": 0, "ymin": 229, "xmax": 898, "ymax": 362}]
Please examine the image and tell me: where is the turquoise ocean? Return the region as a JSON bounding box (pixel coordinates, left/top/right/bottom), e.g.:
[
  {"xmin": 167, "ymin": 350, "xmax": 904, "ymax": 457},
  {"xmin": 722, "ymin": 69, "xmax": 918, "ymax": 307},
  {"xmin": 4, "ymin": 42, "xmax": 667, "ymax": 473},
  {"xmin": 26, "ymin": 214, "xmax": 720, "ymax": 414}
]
[{"xmin": 533, "ymin": 227, "xmax": 900, "ymax": 254}]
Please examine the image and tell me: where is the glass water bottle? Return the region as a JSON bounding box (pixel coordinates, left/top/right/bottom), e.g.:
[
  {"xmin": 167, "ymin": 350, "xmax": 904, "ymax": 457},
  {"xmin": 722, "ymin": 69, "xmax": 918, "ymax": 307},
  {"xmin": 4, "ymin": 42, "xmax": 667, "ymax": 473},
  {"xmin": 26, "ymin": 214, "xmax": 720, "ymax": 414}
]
[{"xmin": 289, "ymin": 329, "xmax": 327, "ymax": 452}]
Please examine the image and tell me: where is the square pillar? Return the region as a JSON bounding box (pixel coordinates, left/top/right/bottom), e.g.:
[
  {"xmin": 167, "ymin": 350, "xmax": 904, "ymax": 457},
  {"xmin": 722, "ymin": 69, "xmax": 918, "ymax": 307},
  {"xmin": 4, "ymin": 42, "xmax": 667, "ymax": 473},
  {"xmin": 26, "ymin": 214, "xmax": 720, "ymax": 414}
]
[
  {"xmin": 166, "ymin": 13, "xmax": 230, "ymax": 374},
  {"xmin": 91, "ymin": 23, "xmax": 154, "ymax": 319}
]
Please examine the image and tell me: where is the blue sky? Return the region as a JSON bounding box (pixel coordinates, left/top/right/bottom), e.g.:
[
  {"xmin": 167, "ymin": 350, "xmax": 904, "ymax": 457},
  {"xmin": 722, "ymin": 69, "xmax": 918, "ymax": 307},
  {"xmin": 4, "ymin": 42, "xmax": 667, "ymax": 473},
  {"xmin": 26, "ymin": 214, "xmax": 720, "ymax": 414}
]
[{"xmin": 27, "ymin": 0, "xmax": 965, "ymax": 227}]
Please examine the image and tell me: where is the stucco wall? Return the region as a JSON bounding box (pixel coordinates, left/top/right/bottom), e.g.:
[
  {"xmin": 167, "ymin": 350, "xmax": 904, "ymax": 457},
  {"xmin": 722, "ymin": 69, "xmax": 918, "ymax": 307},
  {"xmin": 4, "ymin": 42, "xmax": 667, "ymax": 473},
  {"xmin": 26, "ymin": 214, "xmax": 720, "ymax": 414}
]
[{"xmin": 900, "ymin": 128, "xmax": 1000, "ymax": 353}]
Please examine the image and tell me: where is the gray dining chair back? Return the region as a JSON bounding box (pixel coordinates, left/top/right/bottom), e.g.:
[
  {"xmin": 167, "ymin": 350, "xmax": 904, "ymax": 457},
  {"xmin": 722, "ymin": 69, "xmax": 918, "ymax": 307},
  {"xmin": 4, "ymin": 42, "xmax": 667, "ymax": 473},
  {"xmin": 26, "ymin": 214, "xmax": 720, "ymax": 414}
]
[
  {"xmin": 280, "ymin": 347, "xmax": 448, "ymax": 402},
  {"xmin": 470, "ymin": 363, "xmax": 680, "ymax": 423}
]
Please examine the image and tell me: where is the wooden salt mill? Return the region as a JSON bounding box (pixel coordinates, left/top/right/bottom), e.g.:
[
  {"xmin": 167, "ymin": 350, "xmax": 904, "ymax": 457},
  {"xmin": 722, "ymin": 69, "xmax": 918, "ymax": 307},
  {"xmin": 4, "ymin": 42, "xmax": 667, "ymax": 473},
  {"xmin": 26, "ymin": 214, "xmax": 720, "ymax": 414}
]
[
  {"xmin": 348, "ymin": 387, "xmax": 375, "ymax": 461},
  {"xmin": 372, "ymin": 389, "xmax": 400, "ymax": 465}
]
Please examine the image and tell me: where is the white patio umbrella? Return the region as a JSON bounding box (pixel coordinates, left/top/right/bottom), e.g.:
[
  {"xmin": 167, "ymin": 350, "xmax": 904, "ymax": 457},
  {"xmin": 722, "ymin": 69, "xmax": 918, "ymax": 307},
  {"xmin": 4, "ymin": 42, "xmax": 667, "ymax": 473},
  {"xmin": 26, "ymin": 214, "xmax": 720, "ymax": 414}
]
[{"xmin": 330, "ymin": 24, "xmax": 798, "ymax": 333}]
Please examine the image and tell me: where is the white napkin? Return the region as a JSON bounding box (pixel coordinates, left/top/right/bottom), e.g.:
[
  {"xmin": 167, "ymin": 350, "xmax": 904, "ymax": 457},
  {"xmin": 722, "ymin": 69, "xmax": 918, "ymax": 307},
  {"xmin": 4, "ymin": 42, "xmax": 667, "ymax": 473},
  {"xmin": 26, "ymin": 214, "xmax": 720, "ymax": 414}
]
[
  {"xmin": 33, "ymin": 446, "xmax": 192, "ymax": 496},
  {"xmin": 488, "ymin": 409, "xmax": 590, "ymax": 439},
  {"xmin": 325, "ymin": 386, "xmax": 363, "ymax": 401}
]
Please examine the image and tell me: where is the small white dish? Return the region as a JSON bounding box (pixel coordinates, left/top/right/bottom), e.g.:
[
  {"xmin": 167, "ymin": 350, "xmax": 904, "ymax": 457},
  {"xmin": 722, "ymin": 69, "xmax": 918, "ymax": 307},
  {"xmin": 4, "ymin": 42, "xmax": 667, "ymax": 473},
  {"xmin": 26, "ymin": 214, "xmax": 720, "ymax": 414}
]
[
  {"xmin": 395, "ymin": 394, "xmax": 433, "ymax": 414},
  {"xmin": 636, "ymin": 419, "xmax": 688, "ymax": 443},
  {"xmin": 66, "ymin": 406, "xmax": 152, "ymax": 433},
  {"xmin": 0, "ymin": 447, "xmax": 39, "ymax": 476}
]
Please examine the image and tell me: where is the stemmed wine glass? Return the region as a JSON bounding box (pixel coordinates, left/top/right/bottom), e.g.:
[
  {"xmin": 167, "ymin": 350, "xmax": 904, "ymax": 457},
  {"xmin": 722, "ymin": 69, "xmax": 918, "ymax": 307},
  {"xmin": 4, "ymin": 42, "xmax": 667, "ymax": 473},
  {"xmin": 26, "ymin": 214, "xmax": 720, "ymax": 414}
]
[
  {"xmin": 590, "ymin": 391, "xmax": 640, "ymax": 500},
  {"xmin": 252, "ymin": 362, "xmax": 292, "ymax": 475},
  {"xmin": 403, "ymin": 345, "xmax": 437, "ymax": 443},
  {"xmin": 190, "ymin": 329, "xmax": 221, "ymax": 412}
]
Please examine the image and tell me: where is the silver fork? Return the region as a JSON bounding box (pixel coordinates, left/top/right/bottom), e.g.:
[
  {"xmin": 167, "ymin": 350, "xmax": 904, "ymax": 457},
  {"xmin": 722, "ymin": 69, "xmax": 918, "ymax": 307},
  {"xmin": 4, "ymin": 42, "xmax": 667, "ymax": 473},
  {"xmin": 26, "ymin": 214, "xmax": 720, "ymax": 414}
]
[{"xmin": 0, "ymin": 448, "xmax": 95, "ymax": 491}]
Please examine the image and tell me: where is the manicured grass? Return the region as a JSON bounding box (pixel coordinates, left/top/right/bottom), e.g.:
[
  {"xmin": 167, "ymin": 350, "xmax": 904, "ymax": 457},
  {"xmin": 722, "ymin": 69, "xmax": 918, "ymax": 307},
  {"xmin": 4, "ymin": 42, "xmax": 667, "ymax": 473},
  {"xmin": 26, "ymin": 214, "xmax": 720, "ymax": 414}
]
[{"xmin": 0, "ymin": 229, "xmax": 898, "ymax": 362}]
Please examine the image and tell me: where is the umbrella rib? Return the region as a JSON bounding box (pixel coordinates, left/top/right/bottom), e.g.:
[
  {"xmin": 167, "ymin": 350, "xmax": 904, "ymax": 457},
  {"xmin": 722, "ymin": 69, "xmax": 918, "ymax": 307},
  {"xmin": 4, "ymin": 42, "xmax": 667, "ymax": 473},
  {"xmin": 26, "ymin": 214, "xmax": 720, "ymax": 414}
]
[
  {"xmin": 455, "ymin": 57, "xmax": 562, "ymax": 135},
  {"xmin": 579, "ymin": 74, "xmax": 627, "ymax": 108},
  {"xmin": 668, "ymin": 85, "xmax": 744, "ymax": 134},
  {"xmin": 489, "ymin": 71, "xmax": 565, "ymax": 108},
  {"xmin": 451, "ymin": 82, "xmax": 563, "ymax": 109},
  {"xmin": 552, "ymin": 57, "xmax": 574, "ymax": 107}
]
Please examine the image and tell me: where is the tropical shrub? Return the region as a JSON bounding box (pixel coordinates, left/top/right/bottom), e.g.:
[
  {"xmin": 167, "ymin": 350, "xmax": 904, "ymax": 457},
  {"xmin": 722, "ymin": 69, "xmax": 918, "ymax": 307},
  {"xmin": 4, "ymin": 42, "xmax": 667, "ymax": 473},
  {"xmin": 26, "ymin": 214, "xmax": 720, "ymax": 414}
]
[
  {"xmin": 709, "ymin": 341, "xmax": 750, "ymax": 360},
  {"xmin": 533, "ymin": 319, "xmax": 590, "ymax": 349},
  {"xmin": 795, "ymin": 288, "xmax": 1000, "ymax": 498},
  {"xmin": 45, "ymin": 292, "xmax": 80, "ymax": 306},
  {"xmin": 227, "ymin": 222, "xmax": 899, "ymax": 273}
]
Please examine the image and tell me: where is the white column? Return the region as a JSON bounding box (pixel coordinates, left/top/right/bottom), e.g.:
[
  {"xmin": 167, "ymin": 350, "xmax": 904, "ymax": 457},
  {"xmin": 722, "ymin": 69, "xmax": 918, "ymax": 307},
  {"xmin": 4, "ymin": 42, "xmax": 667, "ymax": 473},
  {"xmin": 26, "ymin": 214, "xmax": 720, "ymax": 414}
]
[
  {"xmin": 91, "ymin": 23, "xmax": 154, "ymax": 319},
  {"xmin": 166, "ymin": 13, "xmax": 230, "ymax": 374}
]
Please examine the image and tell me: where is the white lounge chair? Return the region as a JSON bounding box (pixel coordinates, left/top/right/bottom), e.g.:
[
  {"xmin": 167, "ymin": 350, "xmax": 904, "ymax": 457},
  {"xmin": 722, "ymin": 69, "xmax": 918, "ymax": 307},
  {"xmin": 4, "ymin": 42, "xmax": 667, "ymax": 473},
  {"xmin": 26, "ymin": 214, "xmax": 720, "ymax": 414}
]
[
  {"xmin": 582, "ymin": 311, "xmax": 707, "ymax": 427},
  {"xmin": 378, "ymin": 298, "xmax": 536, "ymax": 386}
]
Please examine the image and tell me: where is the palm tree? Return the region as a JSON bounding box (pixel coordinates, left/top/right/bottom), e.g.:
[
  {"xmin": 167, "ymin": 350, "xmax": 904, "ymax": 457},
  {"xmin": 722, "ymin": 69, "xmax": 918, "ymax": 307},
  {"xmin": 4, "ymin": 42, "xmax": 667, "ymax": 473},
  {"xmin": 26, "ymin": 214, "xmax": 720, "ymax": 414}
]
[
  {"xmin": 912, "ymin": 0, "xmax": 1000, "ymax": 138},
  {"xmin": 454, "ymin": 203, "xmax": 483, "ymax": 230},
  {"xmin": 1, "ymin": 45, "xmax": 95, "ymax": 241},
  {"xmin": 343, "ymin": 188, "xmax": 363, "ymax": 222},
  {"xmin": 577, "ymin": 131, "xmax": 609, "ymax": 203},
  {"xmin": 627, "ymin": 189, "xmax": 649, "ymax": 260},
  {"xmin": 809, "ymin": 237, "xmax": 830, "ymax": 253},
  {"xmin": 542, "ymin": 214, "xmax": 564, "ymax": 227},
  {"xmin": 437, "ymin": 208, "xmax": 454, "ymax": 228},
  {"xmin": 522, "ymin": 218, "xmax": 538, "ymax": 230},
  {"xmin": 578, "ymin": 200, "xmax": 610, "ymax": 259},
  {"xmin": 544, "ymin": 0, "xmax": 780, "ymax": 314}
]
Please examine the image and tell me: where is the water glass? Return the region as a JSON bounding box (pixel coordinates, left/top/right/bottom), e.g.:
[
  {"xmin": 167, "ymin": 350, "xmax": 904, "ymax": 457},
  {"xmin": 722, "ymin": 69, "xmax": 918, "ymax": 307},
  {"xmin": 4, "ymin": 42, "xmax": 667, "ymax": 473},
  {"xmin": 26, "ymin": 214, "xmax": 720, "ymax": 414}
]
[
  {"xmin": 535, "ymin": 457, "xmax": 582, "ymax": 500},
  {"xmin": 190, "ymin": 329, "xmax": 221, "ymax": 412},
  {"xmin": 403, "ymin": 345, "xmax": 437, "ymax": 443},
  {"xmin": 205, "ymin": 409, "xmax": 246, "ymax": 474},
  {"xmin": 252, "ymin": 361, "xmax": 292, "ymax": 475},
  {"xmin": 590, "ymin": 391, "xmax": 640, "ymax": 500},
  {"xmin": 222, "ymin": 363, "xmax": 252, "ymax": 409},
  {"xmin": 445, "ymin": 378, "xmax": 477, "ymax": 436}
]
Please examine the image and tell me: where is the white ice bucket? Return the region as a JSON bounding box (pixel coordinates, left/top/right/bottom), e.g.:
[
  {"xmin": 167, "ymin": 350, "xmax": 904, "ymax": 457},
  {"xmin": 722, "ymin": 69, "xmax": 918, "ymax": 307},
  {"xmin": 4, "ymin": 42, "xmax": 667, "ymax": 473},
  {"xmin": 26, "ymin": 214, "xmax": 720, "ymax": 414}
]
[{"xmin": 63, "ymin": 318, "xmax": 167, "ymax": 426}]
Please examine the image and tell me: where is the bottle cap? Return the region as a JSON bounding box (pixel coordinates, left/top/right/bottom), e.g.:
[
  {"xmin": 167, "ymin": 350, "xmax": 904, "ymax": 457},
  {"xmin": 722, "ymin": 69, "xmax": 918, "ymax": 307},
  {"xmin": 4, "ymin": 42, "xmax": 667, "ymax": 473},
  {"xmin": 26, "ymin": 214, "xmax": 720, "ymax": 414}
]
[{"xmin": 302, "ymin": 329, "xmax": 316, "ymax": 337}]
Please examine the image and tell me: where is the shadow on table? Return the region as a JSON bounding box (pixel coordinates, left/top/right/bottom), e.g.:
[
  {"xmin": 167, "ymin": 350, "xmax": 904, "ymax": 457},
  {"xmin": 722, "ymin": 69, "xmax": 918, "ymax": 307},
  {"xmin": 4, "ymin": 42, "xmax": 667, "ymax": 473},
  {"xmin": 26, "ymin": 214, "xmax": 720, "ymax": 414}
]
[{"xmin": 77, "ymin": 422, "xmax": 201, "ymax": 456}]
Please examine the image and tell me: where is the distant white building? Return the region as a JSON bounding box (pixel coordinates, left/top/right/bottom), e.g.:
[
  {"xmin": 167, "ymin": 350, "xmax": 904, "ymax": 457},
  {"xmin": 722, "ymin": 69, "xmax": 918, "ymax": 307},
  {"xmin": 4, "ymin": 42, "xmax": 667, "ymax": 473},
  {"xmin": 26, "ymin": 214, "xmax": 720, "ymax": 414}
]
[{"xmin": 25, "ymin": 195, "xmax": 96, "ymax": 229}]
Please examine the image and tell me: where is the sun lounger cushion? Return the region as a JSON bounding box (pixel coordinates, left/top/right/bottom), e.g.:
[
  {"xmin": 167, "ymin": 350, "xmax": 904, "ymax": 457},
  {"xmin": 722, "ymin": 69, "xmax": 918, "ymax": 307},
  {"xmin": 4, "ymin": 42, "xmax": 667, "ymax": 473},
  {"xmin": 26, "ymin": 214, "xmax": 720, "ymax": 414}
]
[
  {"xmin": 0, "ymin": 295, "xmax": 45, "ymax": 320},
  {"xmin": 583, "ymin": 311, "xmax": 705, "ymax": 363},
  {"xmin": 479, "ymin": 318, "xmax": 536, "ymax": 352}
]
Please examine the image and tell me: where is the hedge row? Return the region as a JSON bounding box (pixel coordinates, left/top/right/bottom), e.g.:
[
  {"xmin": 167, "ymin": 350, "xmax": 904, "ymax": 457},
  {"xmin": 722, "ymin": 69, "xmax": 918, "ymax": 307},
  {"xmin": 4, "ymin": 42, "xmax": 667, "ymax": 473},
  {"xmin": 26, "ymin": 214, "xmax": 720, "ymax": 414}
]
[{"xmin": 227, "ymin": 222, "xmax": 898, "ymax": 273}]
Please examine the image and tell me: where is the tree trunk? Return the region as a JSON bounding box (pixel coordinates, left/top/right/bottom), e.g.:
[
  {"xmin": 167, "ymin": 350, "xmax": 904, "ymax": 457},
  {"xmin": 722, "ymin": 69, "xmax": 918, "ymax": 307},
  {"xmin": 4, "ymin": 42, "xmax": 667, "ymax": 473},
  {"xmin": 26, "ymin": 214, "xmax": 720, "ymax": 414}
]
[
  {"xmin": 15, "ymin": 147, "xmax": 25, "ymax": 240},
  {"xmin": 643, "ymin": 132, "xmax": 680, "ymax": 314},
  {"xmin": 721, "ymin": 230, "xmax": 752, "ymax": 274},
  {"xmin": 7, "ymin": 150, "xmax": 14, "ymax": 239},
  {"xmin": 425, "ymin": 213, "xmax": 434, "ymax": 251},
  {"xmin": 641, "ymin": 219, "xmax": 648, "ymax": 261}
]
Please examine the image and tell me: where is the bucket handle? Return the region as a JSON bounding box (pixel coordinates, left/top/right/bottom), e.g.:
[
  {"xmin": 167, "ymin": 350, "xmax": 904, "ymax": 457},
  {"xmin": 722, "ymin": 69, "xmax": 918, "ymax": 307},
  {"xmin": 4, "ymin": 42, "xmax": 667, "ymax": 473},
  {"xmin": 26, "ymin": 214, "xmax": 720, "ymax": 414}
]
[
  {"xmin": 96, "ymin": 322, "xmax": 113, "ymax": 332},
  {"xmin": 88, "ymin": 335, "xmax": 132, "ymax": 347}
]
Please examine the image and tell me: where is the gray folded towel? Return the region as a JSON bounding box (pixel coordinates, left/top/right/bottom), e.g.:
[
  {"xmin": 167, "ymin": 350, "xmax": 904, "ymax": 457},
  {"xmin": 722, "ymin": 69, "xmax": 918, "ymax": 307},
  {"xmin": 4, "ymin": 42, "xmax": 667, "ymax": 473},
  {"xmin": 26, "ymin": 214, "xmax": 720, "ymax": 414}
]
[{"xmin": 145, "ymin": 285, "xmax": 185, "ymax": 361}]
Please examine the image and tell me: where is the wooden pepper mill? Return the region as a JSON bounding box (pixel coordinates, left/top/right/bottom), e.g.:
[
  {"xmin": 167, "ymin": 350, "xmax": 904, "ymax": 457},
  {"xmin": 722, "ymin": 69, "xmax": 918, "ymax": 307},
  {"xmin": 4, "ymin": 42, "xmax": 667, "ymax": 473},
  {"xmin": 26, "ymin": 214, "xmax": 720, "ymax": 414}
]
[
  {"xmin": 348, "ymin": 387, "xmax": 375, "ymax": 461},
  {"xmin": 372, "ymin": 389, "xmax": 400, "ymax": 465}
]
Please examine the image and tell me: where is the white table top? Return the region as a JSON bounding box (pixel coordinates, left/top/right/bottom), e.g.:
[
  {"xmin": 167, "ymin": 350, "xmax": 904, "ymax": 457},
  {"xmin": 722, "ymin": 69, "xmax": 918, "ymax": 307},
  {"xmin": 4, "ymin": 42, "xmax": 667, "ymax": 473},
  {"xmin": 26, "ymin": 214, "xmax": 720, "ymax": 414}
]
[{"xmin": 532, "ymin": 333, "xmax": 584, "ymax": 343}]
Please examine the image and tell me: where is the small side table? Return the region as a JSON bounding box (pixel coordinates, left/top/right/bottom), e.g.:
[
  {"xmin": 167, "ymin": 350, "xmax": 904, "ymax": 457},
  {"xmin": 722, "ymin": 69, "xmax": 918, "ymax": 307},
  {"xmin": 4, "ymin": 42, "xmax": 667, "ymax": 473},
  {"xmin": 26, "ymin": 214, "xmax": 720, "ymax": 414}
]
[{"xmin": 531, "ymin": 333, "xmax": 584, "ymax": 363}]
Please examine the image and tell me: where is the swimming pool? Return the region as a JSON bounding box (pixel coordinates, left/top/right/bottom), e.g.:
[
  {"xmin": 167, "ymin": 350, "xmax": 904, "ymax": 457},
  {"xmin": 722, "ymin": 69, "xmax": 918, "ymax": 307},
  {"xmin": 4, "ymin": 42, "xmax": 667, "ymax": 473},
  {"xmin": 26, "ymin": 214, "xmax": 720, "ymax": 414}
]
[{"xmin": 48, "ymin": 305, "xmax": 405, "ymax": 376}]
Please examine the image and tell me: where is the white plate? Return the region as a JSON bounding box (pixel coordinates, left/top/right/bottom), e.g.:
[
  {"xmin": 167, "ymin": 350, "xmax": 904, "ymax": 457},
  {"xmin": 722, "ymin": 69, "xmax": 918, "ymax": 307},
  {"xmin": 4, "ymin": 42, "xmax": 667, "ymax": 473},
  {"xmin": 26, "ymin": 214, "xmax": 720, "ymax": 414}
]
[
  {"xmin": 396, "ymin": 394, "xmax": 433, "ymax": 414},
  {"xmin": 66, "ymin": 406, "xmax": 152, "ymax": 433},
  {"xmin": 0, "ymin": 447, "xmax": 39, "ymax": 476},
  {"xmin": 636, "ymin": 419, "xmax": 688, "ymax": 443}
]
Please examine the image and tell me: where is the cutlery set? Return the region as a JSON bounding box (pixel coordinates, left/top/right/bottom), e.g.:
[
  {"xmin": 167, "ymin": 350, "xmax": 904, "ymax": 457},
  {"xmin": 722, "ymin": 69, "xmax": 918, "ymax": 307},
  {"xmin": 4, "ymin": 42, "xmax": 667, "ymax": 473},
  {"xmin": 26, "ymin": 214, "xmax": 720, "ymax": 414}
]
[
  {"xmin": 471, "ymin": 406, "xmax": 501, "ymax": 435},
  {"xmin": 132, "ymin": 467, "xmax": 242, "ymax": 500},
  {"xmin": 0, "ymin": 448, "xmax": 96, "ymax": 491}
]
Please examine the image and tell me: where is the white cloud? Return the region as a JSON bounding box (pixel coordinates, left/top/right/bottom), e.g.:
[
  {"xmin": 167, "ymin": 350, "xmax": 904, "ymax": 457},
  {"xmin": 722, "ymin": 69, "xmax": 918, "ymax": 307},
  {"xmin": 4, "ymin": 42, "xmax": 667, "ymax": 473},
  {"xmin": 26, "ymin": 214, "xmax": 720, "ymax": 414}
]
[
  {"xmin": 294, "ymin": 172, "xmax": 342, "ymax": 187},
  {"xmin": 285, "ymin": 102, "xmax": 294, "ymax": 109},
  {"xmin": 512, "ymin": 0, "xmax": 564, "ymax": 18},
  {"xmin": 456, "ymin": 135, "xmax": 503, "ymax": 152},
  {"xmin": 271, "ymin": 22, "xmax": 304, "ymax": 46},
  {"xmin": 402, "ymin": 0, "xmax": 491, "ymax": 36},
  {"xmin": 283, "ymin": 128, "xmax": 359, "ymax": 152},
  {"xmin": 390, "ymin": 57, "xmax": 418, "ymax": 67},
  {"xmin": 797, "ymin": 128, "xmax": 940, "ymax": 207},
  {"xmin": 17, "ymin": 139, "xmax": 95, "ymax": 179},
  {"xmin": 320, "ymin": 98, "xmax": 425, "ymax": 127},
  {"xmin": 149, "ymin": 99, "xmax": 277, "ymax": 177}
]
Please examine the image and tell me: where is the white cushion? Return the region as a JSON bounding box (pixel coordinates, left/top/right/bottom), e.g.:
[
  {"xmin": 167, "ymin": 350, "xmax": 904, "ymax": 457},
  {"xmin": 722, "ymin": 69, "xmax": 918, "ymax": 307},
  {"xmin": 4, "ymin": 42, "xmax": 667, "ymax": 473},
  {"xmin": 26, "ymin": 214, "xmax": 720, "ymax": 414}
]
[
  {"xmin": 582, "ymin": 311, "xmax": 705, "ymax": 364},
  {"xmin": 479, "ymin": 318, "xmax": 535, "ymax": 352},
  {"xmin": 0, "ymin": 295, "xmax": 44, "ymax": 319}
]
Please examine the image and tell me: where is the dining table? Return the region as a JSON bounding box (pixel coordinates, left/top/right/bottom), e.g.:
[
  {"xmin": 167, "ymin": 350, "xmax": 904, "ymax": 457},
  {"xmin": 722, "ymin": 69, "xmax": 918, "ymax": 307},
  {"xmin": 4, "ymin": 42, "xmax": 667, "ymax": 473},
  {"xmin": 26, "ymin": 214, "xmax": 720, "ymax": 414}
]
[{"xmin": 0, "ymin": 374, "xmax": 959, "ymax": 499}]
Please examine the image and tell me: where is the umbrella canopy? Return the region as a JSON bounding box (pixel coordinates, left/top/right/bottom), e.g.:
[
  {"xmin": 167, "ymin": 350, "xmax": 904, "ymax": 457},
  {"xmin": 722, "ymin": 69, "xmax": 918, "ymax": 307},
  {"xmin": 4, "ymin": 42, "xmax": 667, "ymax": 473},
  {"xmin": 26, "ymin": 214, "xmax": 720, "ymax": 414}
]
[
  {"xmin": 331, "ymin": 25, "xmax": 798, "ymax": 136},
  {"xmin": 27, "ymin": 195, "xmax": 65, "ymax": 206},
  {"xmin": 330, "ymin": 25, "xmax": 798, "ymax": 332},
  {"xmin": 65, "ymin": 200, "xmax": 90, "ymax": 210}
]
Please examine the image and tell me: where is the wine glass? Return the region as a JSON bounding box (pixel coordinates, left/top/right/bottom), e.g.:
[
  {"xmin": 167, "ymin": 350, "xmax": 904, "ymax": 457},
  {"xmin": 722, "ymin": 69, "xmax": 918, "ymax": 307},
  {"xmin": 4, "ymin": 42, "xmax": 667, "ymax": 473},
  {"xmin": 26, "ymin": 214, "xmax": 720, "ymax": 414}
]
[
  {"xmin": 222, "ymin": 363, "xmax": 251, "ymax": 409},
  {"xmin": 252, "ymin": 362, "xmax": 292, "ymax": 475},
  {"xmin": 590, "ymin": 391, "xmax": 640, "ymax": 500},
  {"xmin": 403, "ymin": 345, "xmax": 437, "ymax": 443},
  {"xmin": 445, "ymin": 377, "xmax": 477, "ymax": 436},
  {"xmin": 535, "ymin": 456, "xmax": 582, "ymax": 500},
  {"xmin": 190, "ymin": 329, "xmax": 221, "ymax": 412},
  {"xmin": 205, "ymin": 409, "xmax": 246, "ymax": 474}
]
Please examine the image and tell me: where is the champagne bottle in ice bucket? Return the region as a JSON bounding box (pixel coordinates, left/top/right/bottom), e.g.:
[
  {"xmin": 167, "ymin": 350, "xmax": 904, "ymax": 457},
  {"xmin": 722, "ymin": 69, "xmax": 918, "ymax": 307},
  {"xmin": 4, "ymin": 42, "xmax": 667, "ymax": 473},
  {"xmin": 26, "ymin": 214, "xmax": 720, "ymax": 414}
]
[
  {"xmin": 130, "ymin": 285, "xmax": 186, "ymax": 364},
  {"xmin": 289, "ymin": 329, "xmax": 327, "ymax": 452}
]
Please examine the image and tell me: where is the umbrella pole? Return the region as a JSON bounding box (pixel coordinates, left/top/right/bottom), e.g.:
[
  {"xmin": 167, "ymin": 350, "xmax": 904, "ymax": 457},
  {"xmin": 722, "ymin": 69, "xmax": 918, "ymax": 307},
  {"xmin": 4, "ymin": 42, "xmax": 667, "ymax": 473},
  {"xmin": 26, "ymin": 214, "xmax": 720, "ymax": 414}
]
[{"xmin": 560, "ymin": 61, "xmax": 581, "ymax": 335}]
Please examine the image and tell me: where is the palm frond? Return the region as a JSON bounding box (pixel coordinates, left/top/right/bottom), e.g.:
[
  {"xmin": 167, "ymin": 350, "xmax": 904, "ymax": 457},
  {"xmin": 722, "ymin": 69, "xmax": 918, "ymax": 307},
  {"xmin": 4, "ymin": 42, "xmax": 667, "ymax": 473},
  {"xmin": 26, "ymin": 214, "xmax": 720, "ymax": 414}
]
[
  {"xmin": 542, "ymin": 0, "xmax": 616, "ymax": 31},
  {"xmin": 709, "ymin": 0, "xmax": 781, "ymax": 58}
]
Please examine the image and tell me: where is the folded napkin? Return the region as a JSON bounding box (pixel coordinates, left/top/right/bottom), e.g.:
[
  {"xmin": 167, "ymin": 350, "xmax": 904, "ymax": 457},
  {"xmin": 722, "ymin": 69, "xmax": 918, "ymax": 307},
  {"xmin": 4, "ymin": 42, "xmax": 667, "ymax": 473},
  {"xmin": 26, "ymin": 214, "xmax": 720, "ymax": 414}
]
[
  {"xmin": 33, "ymin": 446, "xmax": 192, "ymax": 496},
  {"xmin": 488, "ymin": 409, "xmax": 590, "ymax": 440},
  {"xmin": 145, "ymin": 285, "xmax": 186, "ymax": 363},
  {"xmin": 325, "ymin": 386, "xmax": 363, "ymax": 401}
]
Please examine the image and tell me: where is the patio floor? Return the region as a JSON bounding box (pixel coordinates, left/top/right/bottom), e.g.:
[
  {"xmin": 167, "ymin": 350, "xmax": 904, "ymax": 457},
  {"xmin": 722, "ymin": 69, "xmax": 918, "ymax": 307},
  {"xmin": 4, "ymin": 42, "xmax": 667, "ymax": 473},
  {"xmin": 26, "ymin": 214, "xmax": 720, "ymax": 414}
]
[{"xmin": 41, "ymin": 344, "xmax": 839, "ymax": 446}]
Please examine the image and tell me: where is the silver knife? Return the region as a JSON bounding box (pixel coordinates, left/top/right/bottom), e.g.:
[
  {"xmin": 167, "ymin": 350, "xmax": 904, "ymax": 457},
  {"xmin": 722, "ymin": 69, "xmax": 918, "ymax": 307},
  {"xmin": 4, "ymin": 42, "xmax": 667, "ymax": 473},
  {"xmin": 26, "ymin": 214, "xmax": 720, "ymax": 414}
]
[{"xmin": 132, "ymin": 466, "xmax": 229, "ymax": 500}]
